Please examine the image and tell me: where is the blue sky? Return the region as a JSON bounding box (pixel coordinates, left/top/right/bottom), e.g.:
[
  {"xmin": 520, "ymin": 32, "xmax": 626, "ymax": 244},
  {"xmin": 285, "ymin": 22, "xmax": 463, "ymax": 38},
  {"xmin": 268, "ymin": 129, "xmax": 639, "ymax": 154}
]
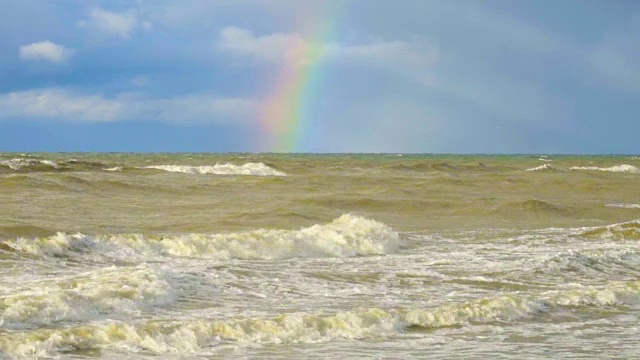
[{"xmin": 1, "ymin": 0, "xmax": 639, "ymax": 153}]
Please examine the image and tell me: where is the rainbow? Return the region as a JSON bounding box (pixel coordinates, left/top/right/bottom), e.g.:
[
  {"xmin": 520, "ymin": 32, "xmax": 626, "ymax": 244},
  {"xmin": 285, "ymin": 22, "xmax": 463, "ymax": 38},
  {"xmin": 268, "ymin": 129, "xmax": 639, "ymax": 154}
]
[{"xmin": 258, "ymin": 5, "xmax": 339, "ymax": 153}]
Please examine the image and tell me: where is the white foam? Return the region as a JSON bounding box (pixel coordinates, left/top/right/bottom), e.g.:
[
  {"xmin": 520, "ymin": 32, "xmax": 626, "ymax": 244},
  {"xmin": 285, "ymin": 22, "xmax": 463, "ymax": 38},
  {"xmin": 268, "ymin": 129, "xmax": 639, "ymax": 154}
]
[
  {"xmin": 5, "ymin": 214, "xmax": 402, "ymax": 260},
  {"xmin": 538, "ymin": 157, "xmax": 553, "ymax": 162},
  {"xmin": 102, "ymin": 167, "xmax": 123, "ymax": 172},
  {"xmin": 2, "ymin": 279, "xmax": 637, "ymax": 358},
  {"xmin": 525, "ymin": 164, "xmax": 555, "ymax": 171},
  {"xmin": 0, "ymin": 158, "xmax": 59, "ymax": 170},
  {"xmin": 577, "ymin": 219, "xmax": 640, "ymax": 240},
  {"xmin": 543, "ymin": 248, "xmax": 640, "ymax": 274},
  {"xmin": 606, "ymin": 203, "xmax": 640, "ymax": 209},
  {"xmin": 0, "ymin": 266, "xmax": 172, "ymax": 329},
  {"xmin": 142, "ymin": 162, "xmax": 286, "ymax": 176},
  {"xmin": 570, "ymin": 164, "xmax": 640, "ymax": 174}
]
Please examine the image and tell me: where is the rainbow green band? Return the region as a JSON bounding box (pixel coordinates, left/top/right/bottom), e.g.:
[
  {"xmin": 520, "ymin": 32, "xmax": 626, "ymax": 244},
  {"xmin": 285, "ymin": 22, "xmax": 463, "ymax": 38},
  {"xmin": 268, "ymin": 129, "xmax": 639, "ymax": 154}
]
[{"xmin": 259, "ymin": 3, "xmax": 340, "ymax": 152}]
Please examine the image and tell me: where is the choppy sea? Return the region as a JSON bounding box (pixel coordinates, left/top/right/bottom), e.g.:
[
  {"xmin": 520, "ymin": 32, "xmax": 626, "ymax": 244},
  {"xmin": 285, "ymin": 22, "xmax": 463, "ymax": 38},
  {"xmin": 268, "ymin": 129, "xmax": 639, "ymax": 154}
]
[{"xmin": 1, "ymin": 153, "xmax": 639, "ymax": 359}]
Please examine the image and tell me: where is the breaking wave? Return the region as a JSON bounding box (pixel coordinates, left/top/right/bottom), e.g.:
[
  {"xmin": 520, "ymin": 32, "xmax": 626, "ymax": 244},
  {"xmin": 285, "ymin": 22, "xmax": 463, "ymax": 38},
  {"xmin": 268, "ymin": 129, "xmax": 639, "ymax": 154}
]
[
  {"xmin": 0, "ymin": 157, "xmax": 115, "ymax": 173},
  {"xmin": 2, "ymin": 214, "xmax": 401, "ymax": 260},
  {"xmin": 142, "ymin": 162, "xmax": 286, "ymax": 176},
  {"xmin": 1, "ymin": 279, "xmax": 637, "ymax": 358},
  {"xmin": 606, "ymin": 203, "xmax": 640, "ymax": 209},
  {"xmin": 542, "ymin": 248, "xmax": 640, "ymax": 275},
  {"xmin": 498, "ymin": 199, "xmax": 568, "ymax": 215},
  {"xmin": 0, "ymin": 158, "xmax": 59, "ymax": 171},
  {"xmin": 578, "ymin": 219, "xmax": 640, "ymax": 240},
  {"xmin": 525, "ymin": 164, "xmax": 556, "ymax": 171},
  {"xmin": 0, "ymin": 266, "xmax": 172, "ymax": 329},
  {"xmin": 570, "ymin": 164, "xmax": 640, "ymax": 174}
]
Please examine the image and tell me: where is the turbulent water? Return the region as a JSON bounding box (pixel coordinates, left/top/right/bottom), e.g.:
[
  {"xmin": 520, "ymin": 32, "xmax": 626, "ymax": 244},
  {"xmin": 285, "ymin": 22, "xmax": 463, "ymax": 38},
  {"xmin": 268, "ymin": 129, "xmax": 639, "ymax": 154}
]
[{"xmin": 1, "ymin": 153, "xmax": 639, "ymax": 359}]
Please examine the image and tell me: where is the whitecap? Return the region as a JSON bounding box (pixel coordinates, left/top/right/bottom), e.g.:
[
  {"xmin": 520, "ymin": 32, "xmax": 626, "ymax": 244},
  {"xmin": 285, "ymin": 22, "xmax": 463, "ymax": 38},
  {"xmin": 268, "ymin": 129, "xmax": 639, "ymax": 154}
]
[
  {"xmin": 0, "ymin": 158, "xmax": 59, "ymax": 171},
  {"xmin": 2, "ymin": 279, "xmax": 637, "ymax": 358},
  {"xmin": 570, "ymin": 164, "xmax": 640, "ymax": 174},
  {"xmin": 525, "ymin": 164, "xmax": 555, "ymax": 171},
  {"xmin": 606, "ymin": 203, "xmax": 640, "ymax": 209},
  {"xmin": 0, "ymin": 265, "xmax": 173, "ymax": 329},
  {"xmin": 142, "ymin": 162, "xmax": 286, "ymax": 176},
  {"xmin": 4, "ymin": 214, "xmax": 402, "ymax": 260}
]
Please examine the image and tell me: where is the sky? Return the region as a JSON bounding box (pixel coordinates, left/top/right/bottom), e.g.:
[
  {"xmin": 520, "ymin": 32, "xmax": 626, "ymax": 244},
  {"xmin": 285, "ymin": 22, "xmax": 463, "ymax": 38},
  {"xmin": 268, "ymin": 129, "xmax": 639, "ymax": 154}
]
[{"xmin": 0, "ymin": 0, "xmax": 639, "ymax": 154}]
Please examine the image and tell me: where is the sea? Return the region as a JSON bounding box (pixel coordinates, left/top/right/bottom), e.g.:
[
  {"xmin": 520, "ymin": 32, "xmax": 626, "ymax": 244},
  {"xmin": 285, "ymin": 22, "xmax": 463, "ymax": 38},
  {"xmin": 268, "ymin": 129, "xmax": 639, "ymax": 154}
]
[{"xmin": 1, "ymin": 153, "xmax": 639, "ymax": 359}]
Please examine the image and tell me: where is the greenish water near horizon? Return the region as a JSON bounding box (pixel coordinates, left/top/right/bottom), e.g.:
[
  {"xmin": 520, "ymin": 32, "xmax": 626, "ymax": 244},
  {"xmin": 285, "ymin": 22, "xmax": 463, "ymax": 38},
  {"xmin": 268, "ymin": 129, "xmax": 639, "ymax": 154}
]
[{"xmin": 1, "ymin": 152, "xmax": 639, "ymax": 358}]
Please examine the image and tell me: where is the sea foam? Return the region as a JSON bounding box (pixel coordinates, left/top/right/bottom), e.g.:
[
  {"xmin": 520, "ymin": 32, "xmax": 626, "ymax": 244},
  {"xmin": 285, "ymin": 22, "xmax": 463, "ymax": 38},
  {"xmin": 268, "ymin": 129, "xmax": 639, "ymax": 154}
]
[
  {"xmin": 525, "ymin": 164, "xmax": 555, "ymax": 171},
  {"xmin": 578, "ymin": 219, "xmax": 640, "ymax": 240},
  {"xmin": 606, "ymin": 203, "xmax": 640, "ymax": 209},
  {"xmin": 1, "ymin": 279, "xmax": 637, "ymax": 358},
  {"xmin": 3, "ymin": 214, "xmax": 402, "ymax": 260},
  {"xmin": 142, "ymin": 162, "xmax": 286, "ymax": 176},
  {"xmin": 0, "ymin": 266, "xmax": 172, "ymax": 329},
  {"xmin": 570, "ymin": 164, "xmax": 640, "ymax": 173},
  {"xmin": 0, "ymin": 158, "xmax": 59, "ymax": 171}
]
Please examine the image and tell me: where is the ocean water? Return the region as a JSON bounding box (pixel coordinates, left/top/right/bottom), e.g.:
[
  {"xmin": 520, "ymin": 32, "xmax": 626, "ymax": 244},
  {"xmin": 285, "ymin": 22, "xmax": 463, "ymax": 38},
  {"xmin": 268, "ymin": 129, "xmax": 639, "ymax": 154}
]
[{"xmin": 1, "ymin": 153, "xmax": 639, "ymax": 359}]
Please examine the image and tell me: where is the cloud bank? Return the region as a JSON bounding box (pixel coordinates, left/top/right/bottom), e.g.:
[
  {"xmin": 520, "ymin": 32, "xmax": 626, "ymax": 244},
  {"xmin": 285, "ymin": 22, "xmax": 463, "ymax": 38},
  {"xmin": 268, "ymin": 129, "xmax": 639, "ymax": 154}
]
[
  {"xmin": 217, "ymin": 27, "xmax": 439, "ymax": 85},
  {"xmin": 0, "ymin": 89, "xmax": 256, "ymax": 125}
]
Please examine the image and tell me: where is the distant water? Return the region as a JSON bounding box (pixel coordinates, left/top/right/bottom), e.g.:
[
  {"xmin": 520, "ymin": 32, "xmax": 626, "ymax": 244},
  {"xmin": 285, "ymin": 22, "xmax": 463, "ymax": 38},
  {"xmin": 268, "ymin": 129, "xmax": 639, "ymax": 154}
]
[{"xmin": 1, "ymin": 153, "xmax": 639, "ymax": 359}]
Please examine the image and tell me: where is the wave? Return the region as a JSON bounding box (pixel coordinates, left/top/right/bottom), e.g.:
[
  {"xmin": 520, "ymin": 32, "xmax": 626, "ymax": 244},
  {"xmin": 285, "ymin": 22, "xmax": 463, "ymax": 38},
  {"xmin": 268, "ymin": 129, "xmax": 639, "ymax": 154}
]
[
  {"xmin": 0, "ymin": 157, "xmax": 116, "ymax": 173},
  {"xmin": 0, "ymin": 225, "xmax": 55, "ymax": 240},
  {"xmin": 542, "ymin": 248, "xmax": 640, "ymax": 275},
  {"xmin": 0, "ymin": 266, "xmax": 172, "ymax": 329},
  {"xmin": 606, "ymin": 203, "xmax": 640, "ymax": 209},
  {"xmin": 1, "ymin": 279, "xmax": 637, "ymax": 358},
  {"xmin": 570, "ymin": 164, "xmax": 640, "ymax": 174},
  {"xmin": 578, "ymin": 219, "xmax": 640, "ymax": 240},
  {"xmin": 2, "ymin": 214, "xmax": 402, "ymax": 260},
  {"xmin": 142, "ymin": 162, "xmax": 286, "ymax": 176},
  {"xmin": 498, "ymin": 199, "xmax": 568, "ymax": 214},
  {"xmin": 525, "ymin": 164, "xmax": 557, "ymax": 171},
  {"xmin": 0, "ymin": 158, "xmax": 59, "ymax": 171}
]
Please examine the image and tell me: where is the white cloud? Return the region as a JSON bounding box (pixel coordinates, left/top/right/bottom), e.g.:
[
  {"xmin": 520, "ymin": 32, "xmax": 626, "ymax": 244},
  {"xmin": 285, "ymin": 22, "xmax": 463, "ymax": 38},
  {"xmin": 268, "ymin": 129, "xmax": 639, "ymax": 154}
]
[
  {"xmin": 217, "ymin": 27, "xmax": 439, "ymax": 84},
  {"xmin": 0, "ymin": 88, "xmax": 256, "ymax": 124},
  {"xmin": 18, "ymin": 41, "xmax": 75, "ymax": 63},
  {"xmin": 0, "ymin": 89, "xmax": 122, "ymax": 121},
  {"xmin": 84, "ymin": 8, "xmax": 141, "ymax": 38},
  {"xmin": 153, "ymin": 95, "xmax": 256, "ymax": 124},
  {"xmin": 219, "ymin": 27, "xmax": 307, "ymax": 63}
]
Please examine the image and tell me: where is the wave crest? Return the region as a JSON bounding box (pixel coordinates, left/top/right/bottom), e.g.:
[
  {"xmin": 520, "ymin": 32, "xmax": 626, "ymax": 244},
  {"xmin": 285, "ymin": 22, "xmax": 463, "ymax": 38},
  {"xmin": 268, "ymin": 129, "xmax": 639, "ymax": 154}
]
[
  {"xmin": 0, "ymin": 158, "xmax": 59, "ymax": 171},
  {"xmin": 606, "ymin": 203, "xmax": 640, "ymax": 209},
  {"xmin": 142, "ymin": 162, "xmax": 286, "ymax": 176},
  {"xmin": 570, "ymin": 164, "xmax": 640, "ymax": 174},
  {"xmin": 2, "ymin": 279, "xmax": 637, "ymax": 358},
  {"xmin": 525, "ymin": 164, "xmax": 557, "ymax": 171},
  {"xmin": 3, "ymin": 214, "xmax": 401, "ymax": 260},
  {"xmin": 0, "ymin": 266, "xmax": 172, "ymax": 329},
  {"xmin": 578, "ymin": 220, "xmax": 640, "ymax": 240}
]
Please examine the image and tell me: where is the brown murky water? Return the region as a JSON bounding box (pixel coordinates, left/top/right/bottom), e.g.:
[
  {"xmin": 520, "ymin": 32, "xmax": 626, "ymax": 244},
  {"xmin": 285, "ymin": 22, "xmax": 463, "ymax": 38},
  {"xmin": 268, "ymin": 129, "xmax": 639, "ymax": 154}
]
[{"xmin": 1, "ymin": 153, "xmax": 639, "ymax": 358}]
